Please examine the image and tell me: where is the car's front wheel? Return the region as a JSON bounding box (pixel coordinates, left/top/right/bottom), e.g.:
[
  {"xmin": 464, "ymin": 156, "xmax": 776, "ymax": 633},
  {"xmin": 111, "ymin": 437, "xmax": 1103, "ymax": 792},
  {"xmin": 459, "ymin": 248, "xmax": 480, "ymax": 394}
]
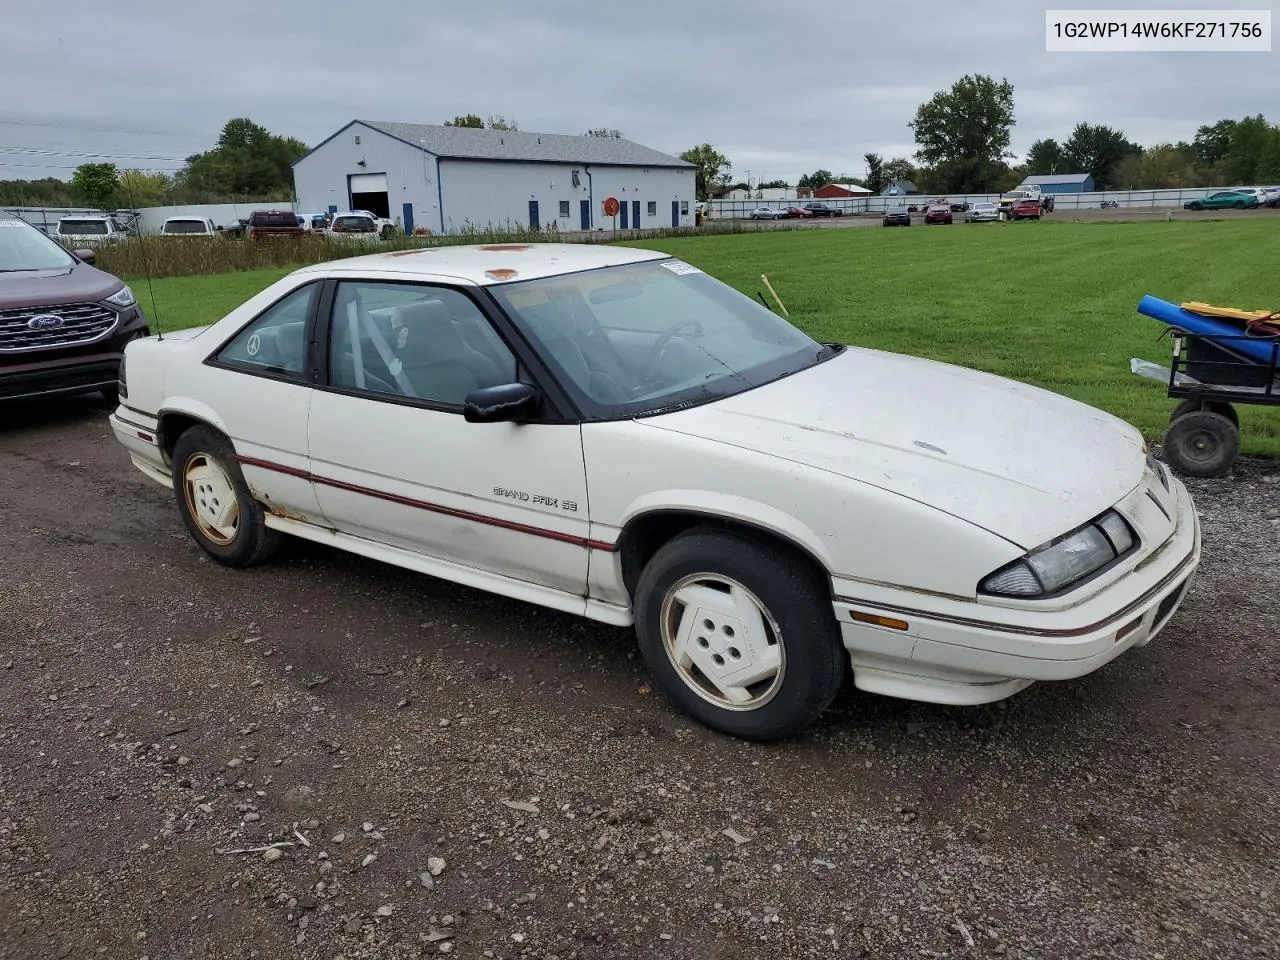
[
  {"xmin": 171, "ymin": 424, "xmax": 279, "ymax": 567},
  {"xmin": 634, "ymin": 528, "xmax": 845, "ymax": 741}
]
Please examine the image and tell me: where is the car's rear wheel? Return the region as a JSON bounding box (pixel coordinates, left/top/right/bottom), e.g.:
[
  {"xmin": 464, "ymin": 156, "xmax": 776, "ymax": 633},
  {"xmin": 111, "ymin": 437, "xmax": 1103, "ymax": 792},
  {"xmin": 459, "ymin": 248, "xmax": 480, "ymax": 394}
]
[
  {"xmin": 634, "ymin": 528, "xmax": 845, "ymax": 741},
  {"xmin": 1163, "ymin": 410, "xmax": 1239, "ymax": 478},
  {"xmin": 171, "ymin": 424, "xmax": 279, "ymax": 567}
]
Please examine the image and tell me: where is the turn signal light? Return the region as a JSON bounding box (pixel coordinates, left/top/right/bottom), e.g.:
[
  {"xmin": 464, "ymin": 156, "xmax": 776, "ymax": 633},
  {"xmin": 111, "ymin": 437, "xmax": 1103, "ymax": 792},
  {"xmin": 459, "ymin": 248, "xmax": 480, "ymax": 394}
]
[{"xmin": 850, "ymin": 611, "xmax": 910, "ymax": 631}]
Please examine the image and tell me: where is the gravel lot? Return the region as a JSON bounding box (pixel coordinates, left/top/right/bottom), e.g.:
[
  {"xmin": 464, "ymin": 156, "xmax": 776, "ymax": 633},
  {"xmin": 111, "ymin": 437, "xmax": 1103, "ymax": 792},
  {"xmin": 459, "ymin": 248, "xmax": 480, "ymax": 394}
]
[{"xmin": 1, "ymin": 399, "xmax": 1277, "ymax": 960}]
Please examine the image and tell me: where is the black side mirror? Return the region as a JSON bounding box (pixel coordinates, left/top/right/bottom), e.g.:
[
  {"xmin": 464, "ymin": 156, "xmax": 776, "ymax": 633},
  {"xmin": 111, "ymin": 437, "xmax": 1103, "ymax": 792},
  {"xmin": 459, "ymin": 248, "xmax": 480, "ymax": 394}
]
[
  {"xmin": 463, "ymin": 382, "xmax": 539, "ymax": 423},
  {"xmin": 73, "ymin": 249, "xmax": 96, "ymax": 265}
]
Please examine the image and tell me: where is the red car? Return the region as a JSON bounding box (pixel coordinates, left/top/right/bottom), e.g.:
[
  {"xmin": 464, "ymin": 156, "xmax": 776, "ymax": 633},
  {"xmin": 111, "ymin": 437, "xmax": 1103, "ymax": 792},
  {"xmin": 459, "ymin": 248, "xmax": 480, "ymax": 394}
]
[
  {"xmin": 783, "ymin": 206, "xmax": 813, "ymax": 218},
  {"xmin": 1010, "ymin": 198, "xmax": 1042, "ymax": 221},
  {"xmin": 924, "ymin": 203, "xmax": 953, "ymax": 224}
]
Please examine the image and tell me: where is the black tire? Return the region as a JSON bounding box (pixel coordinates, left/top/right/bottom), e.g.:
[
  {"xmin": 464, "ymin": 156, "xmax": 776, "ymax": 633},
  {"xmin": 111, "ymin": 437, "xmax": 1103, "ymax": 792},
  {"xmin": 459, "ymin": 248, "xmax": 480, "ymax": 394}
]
[
  {"xmin": 1163, "ymin": 411, "xmax": 1239, "ymax": 478},
  {"xmin": 171, "ymin": 424, "xmax": 280, "ymax": 567},
  {"xmin": 1169, "ymin": 398, "xmax": 1239, "ymax": 427},
  {"xmin": 1188, "ymin": 202, "xmax": 1203, "ymax": 211},
  {"xmin": 633, "ymin": 527, "xmax": 845, "ymax": 741}
]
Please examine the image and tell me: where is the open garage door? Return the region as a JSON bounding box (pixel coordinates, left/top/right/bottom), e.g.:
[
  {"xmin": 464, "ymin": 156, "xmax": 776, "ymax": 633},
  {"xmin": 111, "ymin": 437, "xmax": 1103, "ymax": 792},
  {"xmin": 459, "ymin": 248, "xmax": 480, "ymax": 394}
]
[{"xmin": 348, "ymin": 172, "xmax": 390, "ymax": 219}]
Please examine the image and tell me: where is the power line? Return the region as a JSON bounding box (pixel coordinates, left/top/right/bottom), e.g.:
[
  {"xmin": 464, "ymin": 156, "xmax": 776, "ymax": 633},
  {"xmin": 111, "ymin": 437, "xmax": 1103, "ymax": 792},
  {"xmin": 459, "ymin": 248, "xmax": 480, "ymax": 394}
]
[
  {"xmin": 0, "ymin": 116, "xmax": 202, "ymax": 137},
  {"xmin": 0, "ymin": 146, "xmax": 189, "ymax": 163},
  {"xmin": 0, "ymin": 160, "xmax": 179, "ymax": 172}
]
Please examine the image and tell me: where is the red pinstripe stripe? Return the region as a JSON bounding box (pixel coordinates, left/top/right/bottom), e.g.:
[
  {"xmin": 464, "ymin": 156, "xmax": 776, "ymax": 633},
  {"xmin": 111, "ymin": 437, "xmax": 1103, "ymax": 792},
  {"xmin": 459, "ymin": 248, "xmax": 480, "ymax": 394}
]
[{"xmin": 237, "ymin": 455, "xmax": 616, "ymax": 552}]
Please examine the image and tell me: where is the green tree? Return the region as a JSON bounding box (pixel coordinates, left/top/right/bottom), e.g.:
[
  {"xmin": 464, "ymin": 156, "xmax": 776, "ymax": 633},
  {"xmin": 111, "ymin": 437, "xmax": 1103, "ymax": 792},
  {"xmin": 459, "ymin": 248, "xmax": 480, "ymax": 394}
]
[
  {"xmin": 757, "ymin": 179, "xmax": 789, "ymax": 189},
  {"xmin": 1221, "ymin": 114, "xmax": 1280, "ymax": 183},
  {"xmin": 486, "ymin": 115, "xmax": 518, "ymax": 131},
  {"xmin": 445, "ymin": 114, "xmax": 485, "ymax": 128},
  {"xmin": 1026, "ymin": 138, "xmax": 1063, "ymax": 175},
  {"xmin": 70, "ymin": 162, "xmax": 119, "ymax": 209},
  {"xmin": 0, "ymin": 177, "xmax": 75, "ymax": 207},
  {"xmin": 883, "ymin": 157, "xmax": 916, "ymax": 184},
  {"xmin": 910, "ymin": 74, "xmax": 1015, "ymax": 192},
  {"xmin": 1135, "ymin": 144, "xmax": 1198, "ymax": 188},
  {"xmin": 116, "ymin": 169, "xmax": 172, "ymax": 207},
  {"xmin": 178, "ymin": 118, "xmax": 307, "ymax": 199},
  {"xmin": 679, "ymin": 144, "xmax": 732, "ymax": 199},
  {"xmin": 863, "ymin": 153, "xmax": 885, "ymax": 193},
  {"xmin": 797, "ymin": 169, "xmax": 834, "ymax": 190},
  {"xmin": 1192, "ymin": 119, "xmax": 1236, "ymax": 168},
  {"xmin": 1061, "ymin": 123, "xmax": 1139, "ymax": 189},
  {"xmin": 584, "ymin": 128, "xmax": 624, "ymax": 138}
]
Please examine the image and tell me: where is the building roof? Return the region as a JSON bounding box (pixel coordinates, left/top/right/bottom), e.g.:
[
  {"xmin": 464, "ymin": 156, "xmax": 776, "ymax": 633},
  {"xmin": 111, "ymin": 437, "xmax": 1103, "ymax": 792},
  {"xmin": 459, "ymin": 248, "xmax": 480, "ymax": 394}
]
[
  {"xmin": 815, "ymin": 183, "xmax": 872, "ymax": 196},
  {"xmin": 293, "ymin": 242, "xmax": 672, "ymax": 286},
  {"xmin": 301, "ymin": 120, "xmax": 694, "ymax": 169},
  {"xmin": 1021, "ymin": 173, "xmax": 1092, "ymax": 185},
  {"xmin": 880, "ymin": 179, "xmax": 918, "ymax": 195}
]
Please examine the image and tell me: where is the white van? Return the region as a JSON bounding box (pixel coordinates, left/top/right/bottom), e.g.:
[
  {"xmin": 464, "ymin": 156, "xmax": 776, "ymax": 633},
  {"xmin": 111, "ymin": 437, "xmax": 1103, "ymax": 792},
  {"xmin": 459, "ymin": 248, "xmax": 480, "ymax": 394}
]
[
  {"xmin": 160, "ymin": 216, "xmax": 218, "ymax": 238},
  {"xmin": 55, "ymin": 216, "xmax": 129, "ymax": 244}
]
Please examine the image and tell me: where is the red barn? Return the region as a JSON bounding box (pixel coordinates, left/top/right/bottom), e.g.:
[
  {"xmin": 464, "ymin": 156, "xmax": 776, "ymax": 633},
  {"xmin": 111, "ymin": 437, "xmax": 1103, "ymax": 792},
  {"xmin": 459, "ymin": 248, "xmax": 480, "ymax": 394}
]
[{"xmin": 813, "ymin": 183, "xmax": 872, "ymax": 198}]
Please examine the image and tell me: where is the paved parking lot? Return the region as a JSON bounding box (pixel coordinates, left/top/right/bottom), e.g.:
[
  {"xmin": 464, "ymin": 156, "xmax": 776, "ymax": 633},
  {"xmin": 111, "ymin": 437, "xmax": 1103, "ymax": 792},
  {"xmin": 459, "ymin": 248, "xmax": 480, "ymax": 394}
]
[{"xmin": 1, "ymin": 400, "xmax": 1278, "ymax": 960}]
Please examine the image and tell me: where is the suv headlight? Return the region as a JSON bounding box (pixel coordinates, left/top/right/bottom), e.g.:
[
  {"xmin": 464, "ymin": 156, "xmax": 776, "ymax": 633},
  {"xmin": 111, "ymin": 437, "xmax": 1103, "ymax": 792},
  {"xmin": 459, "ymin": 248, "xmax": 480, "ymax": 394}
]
[
  {"xmin": 980, "ymin": 509, "xmax": 1138, "ymax": 598},
  {"xmin": 105, "ymin": 285, "xmax": 136, "ymax": 308}
]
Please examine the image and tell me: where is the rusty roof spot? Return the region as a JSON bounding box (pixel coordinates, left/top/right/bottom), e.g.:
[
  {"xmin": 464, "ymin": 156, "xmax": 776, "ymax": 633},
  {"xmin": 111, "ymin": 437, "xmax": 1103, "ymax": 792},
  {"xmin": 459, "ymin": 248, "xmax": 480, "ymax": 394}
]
[
  {"xmin": 485, "ymin": 268, "xmax": 519, "ymax": 280},
  {"xmin": 478, "ymin": 244, "xmax": 532, "ymax": 252},
  {"xmin": 384, "ymin": 248, "xmax": 437, "ymax": 257}
]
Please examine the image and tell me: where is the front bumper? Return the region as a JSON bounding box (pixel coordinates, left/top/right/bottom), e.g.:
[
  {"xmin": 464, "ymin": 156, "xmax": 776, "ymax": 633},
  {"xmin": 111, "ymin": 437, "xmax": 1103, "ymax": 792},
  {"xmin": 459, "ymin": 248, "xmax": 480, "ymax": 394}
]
[
  {"xmin": 831, "ymin": 477, "xmax": 1201, "ymax": 705},
  {"xmin": 0, "ymin": 306, "xmax": 148, "ymax": 402}
]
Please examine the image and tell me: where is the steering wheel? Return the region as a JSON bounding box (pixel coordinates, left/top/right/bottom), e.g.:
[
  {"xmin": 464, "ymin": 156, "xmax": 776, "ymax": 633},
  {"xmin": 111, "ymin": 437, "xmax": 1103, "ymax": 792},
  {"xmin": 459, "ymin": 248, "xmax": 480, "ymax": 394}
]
[{"xmin": 637, "ymin": 319, "xmax": 703, "ymax": 382}]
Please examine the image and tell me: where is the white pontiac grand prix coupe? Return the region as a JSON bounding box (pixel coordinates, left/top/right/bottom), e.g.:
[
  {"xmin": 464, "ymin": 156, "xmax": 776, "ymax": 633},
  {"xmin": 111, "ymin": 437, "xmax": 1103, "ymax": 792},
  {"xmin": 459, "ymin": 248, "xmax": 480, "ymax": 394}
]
[{"xmin": 110, "ymin": 244, "xmax": 1200, "ymax": 740}]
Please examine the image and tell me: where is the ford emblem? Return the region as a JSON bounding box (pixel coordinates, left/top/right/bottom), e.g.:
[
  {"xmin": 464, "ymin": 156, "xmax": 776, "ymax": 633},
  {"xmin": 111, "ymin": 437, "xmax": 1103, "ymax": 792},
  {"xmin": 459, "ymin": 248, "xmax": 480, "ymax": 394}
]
[{"xmin": 28, "ymin": 313, "xmax": 65, "ymax": 330}]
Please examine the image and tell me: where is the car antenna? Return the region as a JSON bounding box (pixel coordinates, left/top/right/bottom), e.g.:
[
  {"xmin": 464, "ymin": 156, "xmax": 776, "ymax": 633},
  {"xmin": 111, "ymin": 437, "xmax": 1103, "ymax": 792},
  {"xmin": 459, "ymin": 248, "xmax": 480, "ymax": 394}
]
[
  {"xmin": 756, "ymin": 291, "xmax": 774, "ymax": 313},
  {"xmin": 120, "ymin": 180, "xmax": 162, "ymax": 340}
]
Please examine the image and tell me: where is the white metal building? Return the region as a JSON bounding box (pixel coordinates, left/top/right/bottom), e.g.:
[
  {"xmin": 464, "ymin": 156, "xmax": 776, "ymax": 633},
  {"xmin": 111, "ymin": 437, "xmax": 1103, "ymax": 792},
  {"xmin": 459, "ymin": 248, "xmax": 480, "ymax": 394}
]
[{"xmin": 292, "ymin": 121, "xmax": 696, "ymax": 235}]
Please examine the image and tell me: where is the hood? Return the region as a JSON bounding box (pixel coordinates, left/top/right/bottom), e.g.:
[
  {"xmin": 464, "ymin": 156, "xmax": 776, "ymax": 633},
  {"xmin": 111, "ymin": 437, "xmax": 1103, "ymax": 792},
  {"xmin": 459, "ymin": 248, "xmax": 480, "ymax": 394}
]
[
  {"xmin": 0, "ymin": 262, "xmax": 124, "ymax": 310},
  {"xmin": 641, "ymin": 348, "xmax": 1145, "ymax": 549}
]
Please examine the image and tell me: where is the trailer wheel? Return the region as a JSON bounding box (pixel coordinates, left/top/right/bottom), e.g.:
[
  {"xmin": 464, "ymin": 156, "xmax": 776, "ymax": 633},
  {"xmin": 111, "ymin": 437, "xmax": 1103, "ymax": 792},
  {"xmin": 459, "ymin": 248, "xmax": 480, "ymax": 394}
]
[
  {"xmin": 1169, "ymin": 398, "xmax": 1239, "ymax": 428},
  {"xmin": 1163, "ymin": 410, "xmax": 1239, "ymax": 478}
]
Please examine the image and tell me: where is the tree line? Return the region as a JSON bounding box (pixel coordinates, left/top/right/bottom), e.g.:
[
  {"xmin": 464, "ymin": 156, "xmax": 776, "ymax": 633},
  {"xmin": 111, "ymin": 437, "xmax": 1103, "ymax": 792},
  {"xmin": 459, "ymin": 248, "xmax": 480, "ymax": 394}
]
[
  {"xmin": 0, "ymin": 118, "xmax": 308, "ymax": 210},
  {"xmin": 678, "ymin": 75, "xmax": 1280, "ymax": 198}
]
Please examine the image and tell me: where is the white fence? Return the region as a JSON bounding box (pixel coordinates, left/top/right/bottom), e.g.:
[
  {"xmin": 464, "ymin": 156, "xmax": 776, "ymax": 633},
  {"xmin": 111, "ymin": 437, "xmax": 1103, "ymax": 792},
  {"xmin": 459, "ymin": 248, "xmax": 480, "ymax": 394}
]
[{"xmin": 708, "ymin": 186, "xmax": 1268, "ymax": 219}]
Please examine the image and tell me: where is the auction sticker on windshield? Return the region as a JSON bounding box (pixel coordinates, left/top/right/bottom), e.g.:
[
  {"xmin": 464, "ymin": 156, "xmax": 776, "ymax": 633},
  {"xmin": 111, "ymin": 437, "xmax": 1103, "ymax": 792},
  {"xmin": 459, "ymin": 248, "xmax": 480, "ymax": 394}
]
[{"xmin": 658, "ymin": 259, "xmax": 702, "ymax": 276}]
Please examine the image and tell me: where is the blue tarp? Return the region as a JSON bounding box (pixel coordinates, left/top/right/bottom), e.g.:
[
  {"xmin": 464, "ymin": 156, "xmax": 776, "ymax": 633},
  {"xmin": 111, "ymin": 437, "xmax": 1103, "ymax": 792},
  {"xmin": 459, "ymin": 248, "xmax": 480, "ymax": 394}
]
[{"xmin": 1136, "ymin": 295, "xmax": 1279, "ymax": 365}]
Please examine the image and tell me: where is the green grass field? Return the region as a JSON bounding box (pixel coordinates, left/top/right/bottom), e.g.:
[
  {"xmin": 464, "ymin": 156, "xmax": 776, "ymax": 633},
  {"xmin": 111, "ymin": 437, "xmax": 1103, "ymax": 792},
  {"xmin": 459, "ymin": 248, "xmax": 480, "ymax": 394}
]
[{"xmin": 132, "ymin": 220, "xmax": 1280, "ymax": 456}]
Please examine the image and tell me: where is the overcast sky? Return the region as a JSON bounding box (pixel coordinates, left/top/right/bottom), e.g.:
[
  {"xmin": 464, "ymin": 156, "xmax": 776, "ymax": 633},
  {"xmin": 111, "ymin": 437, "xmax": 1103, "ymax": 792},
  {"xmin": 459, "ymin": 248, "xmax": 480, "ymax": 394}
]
[{"xmin": 3, "ymin": 0, "xmax": 1276, "ymax": 184}]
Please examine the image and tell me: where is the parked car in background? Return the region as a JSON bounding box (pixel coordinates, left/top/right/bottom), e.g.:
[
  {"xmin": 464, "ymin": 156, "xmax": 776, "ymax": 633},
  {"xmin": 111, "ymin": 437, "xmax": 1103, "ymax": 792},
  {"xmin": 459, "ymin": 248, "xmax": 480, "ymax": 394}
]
[
  {"xmin": 1266, "ymin": 189, "xmax": 1280, "ymax": 209},
  {"xmin": 353, "ymin": 209, "xmax": 398, "ymax": 238},
  {"xmin": 1183, "ymin": 191, "xmax": 1259, "ymax": 211},
  {"xmin": 218, "ymin": 218, "xmax": 249, "ymax": 239},
  {"xmin": 54, "ymin": 216, "xmax": 129, "ymax": 245},
  {"xmin": 1010, "ymin": 198, "xmax": 1043, "ymax": 220},
  {"xmin": 160, "ymin": 216, "xmax": 218, "ymax": 238},
  {"xmin": 108, "ymin": 243, "xmax": 1200, "ymax": 741},
  {"xmin": 749, "ymin": 206, "xmax": 786, "ymax": 220},
  {"xmin": 327, "ymin": 212, "xmax": 382, "ymax": 238},
  {"xmin": 924, "ymin": 203, "xmax": 953, "ymax": 224},
  {"xmin": 965, "ymin": 202, "xmax": 999, "ymax": 222},
  {"xmin": 783, "ymin": 207, "xmax": 813, "ymax": 218},
  {"xmin": 802, "ymin": 202, "xmax": 844, "ymax": 217},
  {"xmin": 299, "ymin": 213, "xmax": 328, "ymax": 232},
  {"xmin": 950, "ymin": 201, "xmax": 970, "ymax": 213},
  {"xmin": 247, "ymin": 210, "xmax": 305, "ymax": 240},
  {"xmin": 882, "ymin": 205, "xmax": 911, "ymax": 226},
  {"xmin": 0, "ymin": 211, "xmax": 148, "ymax": 403}
]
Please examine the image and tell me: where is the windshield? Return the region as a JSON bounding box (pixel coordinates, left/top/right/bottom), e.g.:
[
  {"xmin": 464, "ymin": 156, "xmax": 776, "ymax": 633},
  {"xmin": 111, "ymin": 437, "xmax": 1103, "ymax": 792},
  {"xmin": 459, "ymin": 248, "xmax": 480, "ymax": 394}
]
[
  {"xmin": 162, "ymin": 219, "xmax": 209, "ymax": 234},
  {"xmin": 490, "ymin": 258, "xmax": 837, "ymax": 419},
  {"xmin": 59, "ymin": 219, "xmax": 108, "ymax": 235},
  {"xmin": 0, "ymin": 217, "xmax": 77, "ymax": 271}
]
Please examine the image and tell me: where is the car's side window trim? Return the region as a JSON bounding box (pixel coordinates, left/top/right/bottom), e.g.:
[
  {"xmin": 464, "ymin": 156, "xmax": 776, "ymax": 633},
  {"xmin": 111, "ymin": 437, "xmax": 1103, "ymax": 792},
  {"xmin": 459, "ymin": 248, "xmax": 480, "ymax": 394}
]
[
  {"xmin": 311, "ymin": 278, "xmax": 582, "ymax": 424},
  {"xmin": 203, "ymin": 279, "xmax": 324, "ymax": 386}
]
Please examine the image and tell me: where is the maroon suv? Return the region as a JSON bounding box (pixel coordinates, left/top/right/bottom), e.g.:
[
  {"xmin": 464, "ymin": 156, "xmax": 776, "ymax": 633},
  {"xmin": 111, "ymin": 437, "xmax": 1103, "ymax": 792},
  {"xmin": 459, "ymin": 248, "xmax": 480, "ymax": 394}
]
[{"xmin": 0, "ymin": 213, "xmax": 149, "ymax": 403}]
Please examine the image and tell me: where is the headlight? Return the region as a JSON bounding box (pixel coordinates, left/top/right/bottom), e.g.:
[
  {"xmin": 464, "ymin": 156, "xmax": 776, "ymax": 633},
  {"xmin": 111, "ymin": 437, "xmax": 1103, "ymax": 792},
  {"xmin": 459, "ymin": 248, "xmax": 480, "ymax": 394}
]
[
  {"xmin": 980, "ymin": 509, "xmax": 1138, "ymax": 598},
  {"xmin": 105, "ymin": 285, "xmax": 136, "ymax": 308}
]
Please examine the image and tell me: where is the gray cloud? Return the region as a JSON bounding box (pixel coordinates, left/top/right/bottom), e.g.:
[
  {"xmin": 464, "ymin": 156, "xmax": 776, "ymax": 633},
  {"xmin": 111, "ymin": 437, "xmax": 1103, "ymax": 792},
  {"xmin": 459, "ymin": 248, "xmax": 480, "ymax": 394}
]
[{"xmin": 2, "ymin": 0, "xmax": 1276, "ymax": 183}]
